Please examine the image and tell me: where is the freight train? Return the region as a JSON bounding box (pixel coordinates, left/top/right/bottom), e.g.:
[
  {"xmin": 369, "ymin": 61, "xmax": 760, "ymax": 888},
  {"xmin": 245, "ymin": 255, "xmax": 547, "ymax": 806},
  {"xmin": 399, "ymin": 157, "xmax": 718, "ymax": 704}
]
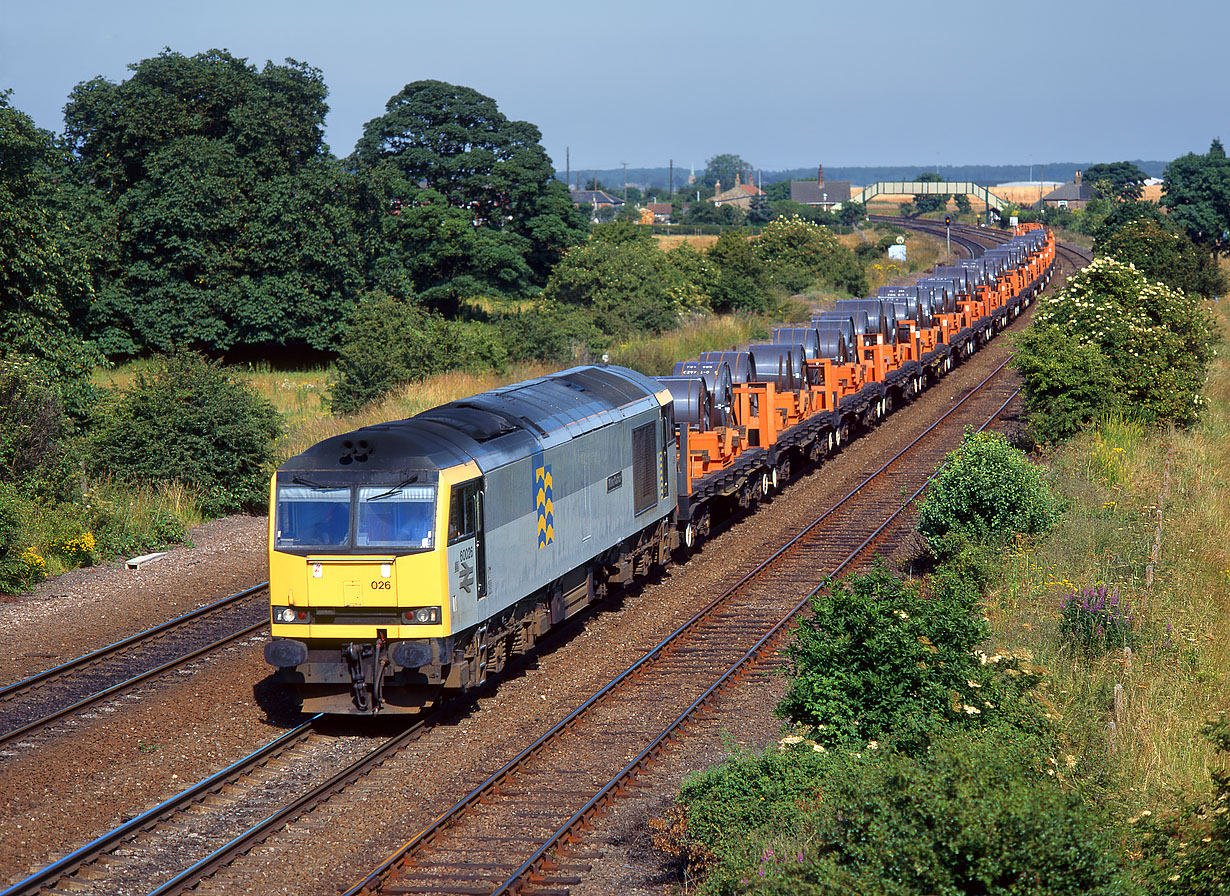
[{"xmin": 264, "ymin": 223, "xmax": 1056, "ymax": 714}]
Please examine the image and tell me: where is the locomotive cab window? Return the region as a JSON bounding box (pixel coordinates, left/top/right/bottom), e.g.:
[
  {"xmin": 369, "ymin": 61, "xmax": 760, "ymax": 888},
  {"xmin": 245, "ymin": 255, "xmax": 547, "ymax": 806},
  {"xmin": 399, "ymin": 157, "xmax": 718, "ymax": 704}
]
[
  {"xmin": 356, "ymin": 485, "xmax": 436, "ymax": 549},
  {"xmin": 275, "ymin": 487, "xmax": 351, "ymax": 548},
  {"xmin": 448, "ymin": 480, "xmax": 482, "ymax": 544}
]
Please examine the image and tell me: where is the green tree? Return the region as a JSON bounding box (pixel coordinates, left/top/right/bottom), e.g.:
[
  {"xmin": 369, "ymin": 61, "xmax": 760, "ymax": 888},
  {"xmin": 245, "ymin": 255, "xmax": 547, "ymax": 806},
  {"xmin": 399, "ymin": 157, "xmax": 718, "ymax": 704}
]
[
  {"xmin": 329, "ymin": 292, "xmax": 508, "ymax": 414},
  {"xmin": 64, "ymin": 49, "xmax": 364, "ymax": 356},
  {"xmin": 1096, "ymin": 218, "xmax": 1226, "ymax": 298},
  {"xmin": 353, "ymin": 79, "xmax": 587, "ymax": 283},
  {"xmin": 763, "ymin": 180, "xmax": 792, "ymax": 202},
  {"xmin": 543, "ymin": 222, "xmax": 705, "ymax": 338},
  {"xmin": 745, "ymin": 193, "xmax": 773, "ymax": 225},
  {"xmin": 1162, "ymin": 140, "xmax": 1230, "ymax": 259},
  {"xmin": 1083, "ymin": 161, "xmax": 1148, "ymax": 201},
  {"xmin": 702, "ymin": 153, "xmax": 751, "ymax": 190},
  {"xmin": 912, "ymin": 172, "xmax": 947, "ymax": 215},
  {"xmin": 756, "ymin": 216, "xmax": 867, "ymax": 296},
  {"xmin": 837, "ymin": 200, "xmax": 866, "ymax": 226},
  {"xmin": 364, "ymin": 182, "xmax": 535, "ymax": 314},
  {"xmin": 0, "ymin": 92, "xmax": 98, "ymax": 414},
  {"xmin": 708, "ymin": 231, "xmax": 771, "ymax": 313},
  {"xmin": 952, "ymin": 193, "xmax": 972, "ymax": 215}
]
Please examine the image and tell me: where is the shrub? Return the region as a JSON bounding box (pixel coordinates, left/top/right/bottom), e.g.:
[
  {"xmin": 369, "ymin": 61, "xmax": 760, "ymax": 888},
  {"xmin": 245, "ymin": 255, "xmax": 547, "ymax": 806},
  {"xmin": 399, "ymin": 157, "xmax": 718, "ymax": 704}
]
[
  {"xmin": 1014, "ymin": 257, "xmax": 1216, "ymax": 442},
  {"xmin": 494, "ymin": 301, "xmax": 603, "ymax": 364},
  {"xmin": 756, "ymin": 216, "xmax": 868, "ymax": 296},
  {"xmin": 1096, "ymin": 218, "xmax": 1226, "ymax": 299},
  {"xmin": 775, "ymin": 564, "xmax": 1035, "ymax": 754},
  {"xmin": 1059, "ymin": 585, "xmax": 1134, "ymax": 653},
  {"xmin": 708, "ymin": 230, "xmax": 773, "ymax": 312},
  {"xmin": 1139, "ymin": 716, "xmax": 1230, "ymax": 896},
  {"xmin": 88, "ymin": 352, "xmax": 280, "ymax": 516},
  {"xmin": 0, "ymin": 484, "xmax": 41, "ymax": 593},
  {"xmin": 675, "ymin": 730, "xmax": 1125, "ymax": 896},
  {"xmin": 543, "ymin": 222, "xmax": 702, "ymax": 338},
  {"xmin": 917, "ymin": 430, "xmax": 1060, "ymax": 547},
  {"xmin": 0, "ymin": 358, "xmax": 79, "ymax": 500},
  {"xmin": 330, "ymin": 293, "xmax": 510, "ymax": 414}
]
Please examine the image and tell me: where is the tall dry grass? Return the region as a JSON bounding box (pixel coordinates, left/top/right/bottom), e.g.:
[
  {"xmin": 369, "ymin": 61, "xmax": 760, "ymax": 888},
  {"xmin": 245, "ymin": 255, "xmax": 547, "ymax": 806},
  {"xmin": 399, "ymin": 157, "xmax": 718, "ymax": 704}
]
[
  {"xmin": 985, "ymin": 300, "xmax": 1230, "ymax": 805},
  {"xmin": 605, "ymin": 315, "xmax": 769, "ymax": 377}
]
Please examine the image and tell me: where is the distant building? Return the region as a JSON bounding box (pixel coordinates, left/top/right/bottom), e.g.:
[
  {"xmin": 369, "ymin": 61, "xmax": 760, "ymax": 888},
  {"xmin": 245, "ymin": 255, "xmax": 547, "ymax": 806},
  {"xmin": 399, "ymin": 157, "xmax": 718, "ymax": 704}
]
[
  {"xmin": 570, "ymin": 189, "xmax": 624, "ymax": 211},
  {"xmin": 1039, "ymin": 170, "xmax": 1094, "ymax": 211},
  {"xmin": 712, "ymin": 172, "xmax": 765, "ymax": 210},
  {"xmin": 789, "ymin": 165, "xmax": 851, "ymax": 210},
  {"xmin": 645, "ymin": 202, "xmax": 673, "ymax": 224}
]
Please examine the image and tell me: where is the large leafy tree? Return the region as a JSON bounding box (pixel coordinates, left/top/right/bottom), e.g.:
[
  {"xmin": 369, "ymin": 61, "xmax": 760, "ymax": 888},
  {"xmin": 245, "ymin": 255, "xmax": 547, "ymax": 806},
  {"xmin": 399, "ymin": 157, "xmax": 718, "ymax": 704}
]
[
  {"xmin": 63, "ymin": 49, "xmax": 364, "ymax": 355},
  {"xmin": 353, "ymin": 80, "xmax": 586, "ymax": 292},
  {"xmin": 1162, "ymin": 139, "xmax": 1230, "ymax": 259},
  {"xmin": 0, "ymin": 91, "xmax": 97, "ymax": 413},
  {"xmin": 702, "ymin": 153, "xmax": 751, "ymax": 190},
  {"xmin": 1083, "ymin": 161, "xmax": 1148, "ymax": 201}
]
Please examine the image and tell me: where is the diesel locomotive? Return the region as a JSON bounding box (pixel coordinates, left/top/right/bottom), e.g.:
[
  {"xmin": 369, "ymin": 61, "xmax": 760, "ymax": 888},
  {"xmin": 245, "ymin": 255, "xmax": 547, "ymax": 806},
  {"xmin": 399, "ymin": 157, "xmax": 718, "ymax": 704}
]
[{"xmin": 265, "ymin": 223, "xmax": 1056, "ymax": 714}]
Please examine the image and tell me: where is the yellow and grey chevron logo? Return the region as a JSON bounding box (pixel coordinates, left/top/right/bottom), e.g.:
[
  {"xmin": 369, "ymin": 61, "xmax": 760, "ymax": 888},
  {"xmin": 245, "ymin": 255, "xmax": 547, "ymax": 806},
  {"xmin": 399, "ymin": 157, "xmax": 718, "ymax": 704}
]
[{"xmin": 535, "ymin": 460, "xmax": 554, "ymax": 548}]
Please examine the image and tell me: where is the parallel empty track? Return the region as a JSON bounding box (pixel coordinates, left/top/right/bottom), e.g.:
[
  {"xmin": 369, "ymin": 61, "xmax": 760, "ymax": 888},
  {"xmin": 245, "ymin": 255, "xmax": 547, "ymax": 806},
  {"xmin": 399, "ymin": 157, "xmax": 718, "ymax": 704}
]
[{"xmin": 0, "ymin": 583, "xmax": 269, "ymax": 750}]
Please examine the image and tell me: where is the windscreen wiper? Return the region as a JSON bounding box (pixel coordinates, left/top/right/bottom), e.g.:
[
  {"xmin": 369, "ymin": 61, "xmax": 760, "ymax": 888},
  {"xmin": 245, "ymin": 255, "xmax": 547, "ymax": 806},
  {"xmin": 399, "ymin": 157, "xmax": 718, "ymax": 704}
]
[{"xmin": 365, "ymin": 475, "xmax": 420, "ymax": 502}]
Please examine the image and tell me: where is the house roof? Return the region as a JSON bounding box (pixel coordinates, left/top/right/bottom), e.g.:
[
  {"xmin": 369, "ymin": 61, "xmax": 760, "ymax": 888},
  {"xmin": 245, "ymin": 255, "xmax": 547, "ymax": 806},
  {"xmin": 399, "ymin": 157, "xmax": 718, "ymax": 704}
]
[
  {"xmin": 646, "ymin": 203, "xmax": 672, "ymax": 215},
  {"xmin": 1042, "ymin": 182, "xmax": 1094, "ymax": 202},
  {"xmin": 790, "ymin": 181, "xmax": 852, "ymax": 204},
  {"xmin": 570, "ymin": 189, "xmax": 624, "ymax": 206}
]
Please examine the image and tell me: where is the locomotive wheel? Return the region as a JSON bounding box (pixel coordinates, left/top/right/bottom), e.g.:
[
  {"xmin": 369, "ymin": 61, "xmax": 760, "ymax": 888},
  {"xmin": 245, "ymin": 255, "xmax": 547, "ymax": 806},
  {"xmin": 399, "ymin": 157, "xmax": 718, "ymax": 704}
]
[
  {"xmin": 682, "ymin": 520, "xmax": 697, "ymax": 552},
  {"xmin": 760, "ymin": 469, "xmax": 771, "ymax": 498}
]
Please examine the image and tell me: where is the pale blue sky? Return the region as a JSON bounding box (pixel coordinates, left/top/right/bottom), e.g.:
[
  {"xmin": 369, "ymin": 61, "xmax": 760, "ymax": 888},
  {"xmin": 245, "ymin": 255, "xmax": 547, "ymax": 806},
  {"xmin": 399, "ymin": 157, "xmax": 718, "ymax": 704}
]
[{"xmin": 2, "ymin": 0, "xmax": 1224, "ymax": 171}]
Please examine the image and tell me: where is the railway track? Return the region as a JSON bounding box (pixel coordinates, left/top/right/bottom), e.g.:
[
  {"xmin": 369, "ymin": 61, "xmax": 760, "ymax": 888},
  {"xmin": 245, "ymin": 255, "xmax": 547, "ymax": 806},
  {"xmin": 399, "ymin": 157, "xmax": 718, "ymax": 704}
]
[
  {"xmin": 334, "ymin": 355, "xmax": 1024, "ymax": 896},
  {"xmin": 3, "ymin": 224, "xmax": 1079, "ymax": 896},
  {"xmin": 47, "ymin": 339, "xmax": 1018, "ymax": 896},
  {"xmin": 869, "ymin": 213, "xmax": 1093, "ymax": 275},
  {"xmin": 0, "ymin": 583, "xmax": 270, "ymax": 751},
  {"xmin": 3, "ymin": 354, "xmax": 1026, "ymax": 896}
]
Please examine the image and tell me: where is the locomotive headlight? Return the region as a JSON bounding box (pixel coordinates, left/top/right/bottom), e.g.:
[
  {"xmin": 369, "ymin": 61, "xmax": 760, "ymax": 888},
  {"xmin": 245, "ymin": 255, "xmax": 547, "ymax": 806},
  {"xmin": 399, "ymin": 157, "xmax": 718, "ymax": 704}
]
[
  {"xmin": 273, "ymin": 606, "xmax": 309, "ymax": 624},
  {"xmin": 402, "ymin": 607, "xmax": 441, "ymax": 624}
]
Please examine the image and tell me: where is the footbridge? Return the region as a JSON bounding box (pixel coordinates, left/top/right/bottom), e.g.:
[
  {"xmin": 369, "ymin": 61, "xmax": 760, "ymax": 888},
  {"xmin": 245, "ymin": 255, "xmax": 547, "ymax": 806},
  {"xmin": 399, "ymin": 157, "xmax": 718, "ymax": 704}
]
[{"xmin": 850, "ymin": 181, "xmax": 1009, "ymax": 212}]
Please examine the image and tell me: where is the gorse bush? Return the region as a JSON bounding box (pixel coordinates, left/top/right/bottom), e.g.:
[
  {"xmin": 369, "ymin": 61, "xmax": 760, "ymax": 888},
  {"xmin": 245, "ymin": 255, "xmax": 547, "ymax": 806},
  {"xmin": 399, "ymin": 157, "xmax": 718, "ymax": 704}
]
[
  {"xmin": 917, "ymin": 430, "xmax": 1060, "ymax": 547},
  {"xmin": 1014, "ymin": 256, "xmax": 1216, "ymax": 443},
  {"xmin": 88, "ymin": 351, "xmax": 280, "ymax": 515}
]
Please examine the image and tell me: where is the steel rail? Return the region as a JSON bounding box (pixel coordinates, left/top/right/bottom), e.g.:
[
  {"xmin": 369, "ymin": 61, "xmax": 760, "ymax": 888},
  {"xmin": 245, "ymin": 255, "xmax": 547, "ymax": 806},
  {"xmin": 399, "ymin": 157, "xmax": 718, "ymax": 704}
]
[
  {"xmin": 0, "ymin": 616, "xmax": 267, "ymax": 749},
  {"xmin": 0, "ymin": 717, "xmax": 318, "ymax": 896},
  {"xmin": 342, "ymin": 355, "xmax": 1021, "ymax": 896},
  {"xmin": 146, "ymin": 716, "xmax": 430, "ymax": 896},
  {"xmin": 0, "ymin": 581, "xmax": 268, "ymax": 700},
  {"xmin": 494, "ymin": 385, "xmax": 1023, "ymax": 895}
]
